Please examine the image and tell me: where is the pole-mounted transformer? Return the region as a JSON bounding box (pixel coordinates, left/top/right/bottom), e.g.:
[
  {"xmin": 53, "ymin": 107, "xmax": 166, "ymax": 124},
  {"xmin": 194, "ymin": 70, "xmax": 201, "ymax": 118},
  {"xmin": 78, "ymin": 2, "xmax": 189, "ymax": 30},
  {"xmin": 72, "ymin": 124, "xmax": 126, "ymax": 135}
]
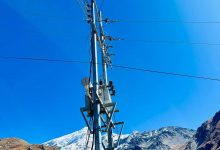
[{"xmin": 80, "ymin": 0, "xmax": 124, "ymax": 150}]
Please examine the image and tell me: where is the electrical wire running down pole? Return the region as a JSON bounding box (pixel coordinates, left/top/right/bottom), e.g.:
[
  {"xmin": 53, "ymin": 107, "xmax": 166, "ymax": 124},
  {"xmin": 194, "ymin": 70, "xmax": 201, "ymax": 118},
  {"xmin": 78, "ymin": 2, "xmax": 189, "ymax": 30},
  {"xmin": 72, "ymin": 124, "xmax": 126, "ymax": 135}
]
[{"xmin": 80, "ymin": 0, "xmax": 124, "ymax": 150}]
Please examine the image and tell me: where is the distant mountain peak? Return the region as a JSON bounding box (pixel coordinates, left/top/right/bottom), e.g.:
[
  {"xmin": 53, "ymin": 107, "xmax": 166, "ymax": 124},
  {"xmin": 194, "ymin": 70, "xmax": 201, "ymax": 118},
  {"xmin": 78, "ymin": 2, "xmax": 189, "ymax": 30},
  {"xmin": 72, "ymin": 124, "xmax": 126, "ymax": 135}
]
[
  {"xmin": 118, "ymin": 126, "xmax": 195, "ymax": 150},
  {"xmin": 44, "ymin": 111, "xmax": 220, "ymax": 150},
  {"xmin": 44, "ymin": 126, "xmax": 195, "ymax": 150},
  {"xmin": 44, "ymin": 127, "xmax": 89, "ymax": 149}
]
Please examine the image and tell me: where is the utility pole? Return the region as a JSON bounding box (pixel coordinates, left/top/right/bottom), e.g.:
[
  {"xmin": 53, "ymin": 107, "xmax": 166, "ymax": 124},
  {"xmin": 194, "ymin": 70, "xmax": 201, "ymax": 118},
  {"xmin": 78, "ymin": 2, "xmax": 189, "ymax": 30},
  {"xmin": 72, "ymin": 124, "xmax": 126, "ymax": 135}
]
[
  {"xmin": 98, "ymin": 11, "xmax": 113, "ymax": 150},
  {"xmin": 91, "ymin": 0, "xmax": 102, "ymax": 149},
  {"xmin": 80, "ymin": 0, "xmax": 124, "ymax": 149}
]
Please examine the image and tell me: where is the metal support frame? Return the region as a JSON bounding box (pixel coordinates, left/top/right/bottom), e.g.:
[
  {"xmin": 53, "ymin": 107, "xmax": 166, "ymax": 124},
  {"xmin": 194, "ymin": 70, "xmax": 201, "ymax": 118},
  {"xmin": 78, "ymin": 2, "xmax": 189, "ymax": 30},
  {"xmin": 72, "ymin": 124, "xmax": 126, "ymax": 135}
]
[
  {"xmin": 115, "ymin": 122, "xmax": 125, "ymax": 148},
  {"xmin": 80, "ymin": 108, "xmax": 93, "ymax": 132},
  {"xmin": 101, "ymin": 122, "xmax": 125, "ymax": 150}
]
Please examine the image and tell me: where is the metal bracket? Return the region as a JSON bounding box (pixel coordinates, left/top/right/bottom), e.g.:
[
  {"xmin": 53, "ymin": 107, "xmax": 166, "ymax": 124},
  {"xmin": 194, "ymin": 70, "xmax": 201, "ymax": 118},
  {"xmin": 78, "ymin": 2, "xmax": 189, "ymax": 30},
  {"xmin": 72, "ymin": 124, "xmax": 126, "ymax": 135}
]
[
  {"xmin": 114, "ymin": 122, "xmax": 125, "ymax": 148},
  {"xmin": 106, "ymin": 103, "xmax": 116, "ymax": 132},
  {"xmin": 80, "ymin": 107, "xmax": 93, "ymax": 133},
  {"xmin": 96, "ymin": 94, "xmax": 116, "ymax": 130}
]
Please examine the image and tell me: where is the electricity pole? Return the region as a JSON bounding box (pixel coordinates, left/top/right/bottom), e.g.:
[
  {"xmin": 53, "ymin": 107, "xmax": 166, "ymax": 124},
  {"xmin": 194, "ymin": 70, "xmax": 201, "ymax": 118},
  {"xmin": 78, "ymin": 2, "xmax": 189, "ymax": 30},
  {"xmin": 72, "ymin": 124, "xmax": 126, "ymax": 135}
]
[
  {"xmin": 90, "ymin": 0, "xmax": 102, "ymax": 149},
  {"xmin": 98, "ymin": 11, "xmax": 113, "ymax": 150},
  {"xmin": 80, "ymin": 0, "xmax": 124, "ymax": 149}
]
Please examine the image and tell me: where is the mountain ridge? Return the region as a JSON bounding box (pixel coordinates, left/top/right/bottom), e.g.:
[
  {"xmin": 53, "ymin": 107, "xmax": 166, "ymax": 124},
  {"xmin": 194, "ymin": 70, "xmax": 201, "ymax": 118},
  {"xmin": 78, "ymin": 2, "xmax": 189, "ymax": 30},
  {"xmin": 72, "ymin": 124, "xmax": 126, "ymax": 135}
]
[
  {"xmin": 0, "ymin": 138, "xmax": 58, "ymax": 150},
  {"xmin": 44, "ymin": 126, "xmax": 195, "ymax": 150},
  {"xmin": 2, "ymin": 111, "xmax": 219, "ymax": 150},
  {"xmin": 44, "ymin": 110, "xmax": 220, "ymax": 150}
]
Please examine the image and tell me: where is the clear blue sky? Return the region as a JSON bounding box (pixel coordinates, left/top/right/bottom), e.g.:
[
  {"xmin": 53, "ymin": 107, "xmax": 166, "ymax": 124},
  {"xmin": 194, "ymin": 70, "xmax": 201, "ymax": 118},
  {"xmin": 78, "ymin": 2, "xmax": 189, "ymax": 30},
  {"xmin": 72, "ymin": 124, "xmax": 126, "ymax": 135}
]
[{"xmin": 0, "ymin": 0, "xmax": 220, "ymax": 144}]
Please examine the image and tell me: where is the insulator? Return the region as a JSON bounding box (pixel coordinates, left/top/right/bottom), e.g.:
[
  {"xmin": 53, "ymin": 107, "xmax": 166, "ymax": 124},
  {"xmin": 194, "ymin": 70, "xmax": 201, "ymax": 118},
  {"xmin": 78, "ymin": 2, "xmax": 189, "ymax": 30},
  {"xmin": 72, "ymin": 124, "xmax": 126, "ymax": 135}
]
[
  {"xmin": 111, "ymin": 89, "xmax": 116, "ymax": 96},
  {"xmin": 109, "ymin": 81, "xmax": 113, "ymax": 87},
  {"xmin": 89, "ymin": 87, "xmax": 93, "ymax": 95},
  {"xmin": 87, "ymin": 19, "xmax": 92, "ymax": 23},
  {"xmin": 111, "ymin": 85, "xmax": 114, "ymax": 91},
  {"xmin": 104, "ymin": 36, "xmax": 112, "ymax": 41},
  {"xmin": 106, "ymin": 45, "xmax": 113, "ymax": 49},
  {"xmin": 103, "ymin": 18, "xmax": 109, "ymax": 23},
  {"xmin": 86, "ymin": 4, "xmax": 91, "ymax": 8},
  {"xmin": 99, "ymin": 80, "xmax": 103, "ymax": 85},
  {"xmin": 105, "ymin": 35, "xmax": 123, "ymax": 41},
  {"xmin": 103, "ymin": 18, "xmax": 119, "ymax": 24}
]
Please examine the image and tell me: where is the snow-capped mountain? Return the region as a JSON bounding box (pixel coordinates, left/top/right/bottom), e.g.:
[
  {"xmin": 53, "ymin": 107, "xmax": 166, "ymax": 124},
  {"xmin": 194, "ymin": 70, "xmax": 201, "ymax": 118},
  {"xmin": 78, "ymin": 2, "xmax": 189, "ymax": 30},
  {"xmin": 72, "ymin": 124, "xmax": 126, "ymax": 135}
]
[
  {"xmin": 44, "ymin": 127, "xmax": 195, "ymax": 150},
  {"xmin": 118, "ymin": 127, "xmax": 195, "ymax": 150},
  {"xmin": 44, "ymin": 127, "xmax": 91, "ymax": 150}
]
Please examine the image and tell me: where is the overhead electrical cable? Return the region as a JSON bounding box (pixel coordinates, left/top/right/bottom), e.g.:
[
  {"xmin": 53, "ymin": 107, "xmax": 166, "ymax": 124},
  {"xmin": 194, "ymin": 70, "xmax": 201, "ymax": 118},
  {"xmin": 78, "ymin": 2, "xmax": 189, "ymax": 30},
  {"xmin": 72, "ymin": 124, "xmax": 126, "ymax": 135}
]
[
  {"xmin": 75, "ymin": 0, "xmax": 87, "ymax": 18},
  {"xmin": 11, "ymin": 13, "xmax": 220, "ymax": 24},
  {"xmin": 99, "ymin": 0, "xmax": 106, "ymax": 11},
  {"xmin": 0, "ymin": 56, "xmax": 90, "ymax": 64},
  {"xmin": 112, "ymin": 65, "xmax": 220, "ymax": 82},
  {"xmin": 116, "ymin": 20, "xmax": 220, "ymax": 24},
  {"xmin": 121, "ymin": 39, "xmax": 220, "ymax": 46},
  {"xmin": 0, "ymin": 56, "xmax": 220, "ymax": 82},
  {"xmin": 5, "ymin": 11, "xmax": 220, "ymax": 24},
  {"xmin": 3, "ymin": 29, "xmax": 220, "ymax": 46}
]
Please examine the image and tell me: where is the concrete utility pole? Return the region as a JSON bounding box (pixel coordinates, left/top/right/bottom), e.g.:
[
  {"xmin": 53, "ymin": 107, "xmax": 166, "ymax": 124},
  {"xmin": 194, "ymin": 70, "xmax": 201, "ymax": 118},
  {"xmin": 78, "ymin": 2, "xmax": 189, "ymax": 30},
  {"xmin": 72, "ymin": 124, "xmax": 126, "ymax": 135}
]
[
  {"xmin": 98, "ymin": 11, "xmax": 113, "ymax": 150},
  {"xmin": 80, "ymin": 0, "xmax": 124, "ymax": 149},
  {"xmin": 90, "ymin": 0, "xmax": 102, "ymax": 149}
]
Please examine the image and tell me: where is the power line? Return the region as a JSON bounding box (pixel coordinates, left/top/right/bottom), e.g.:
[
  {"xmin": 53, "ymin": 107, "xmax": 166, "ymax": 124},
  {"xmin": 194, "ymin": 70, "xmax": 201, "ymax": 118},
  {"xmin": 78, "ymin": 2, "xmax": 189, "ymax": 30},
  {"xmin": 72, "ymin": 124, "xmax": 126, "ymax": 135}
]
[
  {"xmin": 0, "ymin": 56, "xmax": 220, "ymax": 82},
  {"xmin": 75, "ymin": 0, "xmax": 88, "ymax": 18},
  {"xmin": 2, "ymin": 28, "xmax": 220, "ymax": 47},
  {"xmin": 9, "ymin": 13, "xmax": 220, "ymax": 24},
  {"xmin": 112, "ymin": 64, "xmax": 220, "ymax": 82},
  {"xmin": 0, "ymin": 56, "xmax": 90, "ymax": 64},
  {"xmin": 116, "ymin": 20, "xmax": 220, "ymax": 24},
  {"xmin": 100, "ymin": 0, "xmax": 106, "ymax": 10},
  {"xmin": 121, "ymin": 39, "xmax": 220, "ymax": 46},
  {"xmin": 2, "ymin": 28, "xmax": 220, "ymax": 46},
  {"xmin": 5, "ymin": 11, "xmax": 220, "ymax": 25}
]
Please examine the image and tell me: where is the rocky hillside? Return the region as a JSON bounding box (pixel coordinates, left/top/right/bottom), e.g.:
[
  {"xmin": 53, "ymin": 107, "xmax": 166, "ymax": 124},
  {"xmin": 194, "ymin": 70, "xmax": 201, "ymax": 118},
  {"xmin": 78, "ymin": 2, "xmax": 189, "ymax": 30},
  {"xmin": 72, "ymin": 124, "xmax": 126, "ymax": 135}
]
[
  {"xmin": 184, "ymin": 111, "xmax": 220, "ymax": 150},
  {"xmin": 196, "ymin": 111, "xmax": 220, "ymax": 150},
  {"xmin": 0, "ymin": 138, "xmax": 58, "ymax": 150},
  {"xmin": 118, "ymin": 127, "xmax": 195, "ymax": 150}
]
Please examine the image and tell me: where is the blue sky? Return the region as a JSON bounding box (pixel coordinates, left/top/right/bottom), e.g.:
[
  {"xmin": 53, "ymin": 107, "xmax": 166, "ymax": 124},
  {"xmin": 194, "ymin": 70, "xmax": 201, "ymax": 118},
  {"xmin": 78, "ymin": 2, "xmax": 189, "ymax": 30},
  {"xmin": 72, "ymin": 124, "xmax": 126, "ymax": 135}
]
[{"xmin": 0, "ymin": 0, "xmax": 220, "ymax": 144}]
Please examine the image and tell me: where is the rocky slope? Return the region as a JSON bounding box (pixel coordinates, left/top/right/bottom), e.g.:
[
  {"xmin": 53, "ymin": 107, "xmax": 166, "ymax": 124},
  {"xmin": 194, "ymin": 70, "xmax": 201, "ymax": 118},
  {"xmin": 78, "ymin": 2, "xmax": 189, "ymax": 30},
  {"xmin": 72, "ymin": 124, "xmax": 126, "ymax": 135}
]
[
  {"xmin": 196, "ymin": 111, "xmax": 220, "ymax": 150},
  {"xmin": 184, "ymin": 111, "xmax": 220, "ymax": 150},
  {"xmin": 0, "ymin": 138, "xmax": 58, "ymax": 150},
  {"xmin": 118, "ymin": 127, "xmax": 195, "ymax": 150}
]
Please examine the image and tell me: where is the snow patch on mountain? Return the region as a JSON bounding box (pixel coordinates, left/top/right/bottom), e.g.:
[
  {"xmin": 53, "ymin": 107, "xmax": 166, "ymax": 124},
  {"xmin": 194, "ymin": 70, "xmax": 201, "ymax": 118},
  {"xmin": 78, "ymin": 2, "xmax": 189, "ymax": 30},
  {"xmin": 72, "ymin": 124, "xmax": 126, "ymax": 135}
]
[
  {"xmin": 44, "ymin": 127, "xmax": 89, "ymax": 150},
  {"xmin": 44, "ymin": 126, "xmax": 195, "ymax": 150},
  {"xmin": 44, "ymin": 127, "xmax": 129, "ymax": 150},
  {"xmin": 118, "ymin": 126, "xmax": 195, "ymax": 150}
]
